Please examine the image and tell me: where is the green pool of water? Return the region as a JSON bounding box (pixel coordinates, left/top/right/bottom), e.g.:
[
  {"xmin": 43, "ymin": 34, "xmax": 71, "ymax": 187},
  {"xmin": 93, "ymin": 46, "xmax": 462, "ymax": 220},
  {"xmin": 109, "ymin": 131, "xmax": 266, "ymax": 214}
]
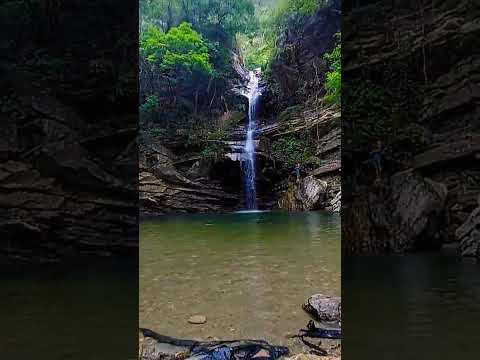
[{"xmin": 140, "ymin": 211, "xmax": 340, "ymax": 345}]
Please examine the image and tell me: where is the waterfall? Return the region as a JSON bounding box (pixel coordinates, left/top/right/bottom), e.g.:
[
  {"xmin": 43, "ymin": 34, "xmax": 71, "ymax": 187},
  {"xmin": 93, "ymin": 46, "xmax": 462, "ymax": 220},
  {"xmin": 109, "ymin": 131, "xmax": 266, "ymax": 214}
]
[{"xmin": 242, "ymin": 70, "xmax": 262, "ymax": 210}]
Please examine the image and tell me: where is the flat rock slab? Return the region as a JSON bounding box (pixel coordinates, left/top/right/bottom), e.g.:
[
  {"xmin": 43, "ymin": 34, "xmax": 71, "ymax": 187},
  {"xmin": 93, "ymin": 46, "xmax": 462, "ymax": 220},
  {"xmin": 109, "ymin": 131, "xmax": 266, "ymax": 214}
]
[
  {"xmin": 302, "ymin": 294, "xmax": 341, "ymax": 323},
  {"xmin": 188, "ymin": 315, "xmax": 207, "ymax": 324}
]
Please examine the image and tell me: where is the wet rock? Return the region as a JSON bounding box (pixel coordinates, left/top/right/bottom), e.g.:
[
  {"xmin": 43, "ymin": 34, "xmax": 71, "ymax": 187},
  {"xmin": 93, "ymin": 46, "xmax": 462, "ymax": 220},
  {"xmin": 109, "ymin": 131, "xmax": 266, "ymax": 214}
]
[
  {"xmin": 278, "ymin": 176, "xmax": 328, "ymax": 211},
  {"xmin": 302, "ymin": 294, "xmax": 341, "ymax": 323},
  {"xmin": 188, "ymin": 315, "xmax": 207, "ymax": 324},
  {"xmin": 456, "ymin": 203, "xmax": 480, "ymax": 258}
]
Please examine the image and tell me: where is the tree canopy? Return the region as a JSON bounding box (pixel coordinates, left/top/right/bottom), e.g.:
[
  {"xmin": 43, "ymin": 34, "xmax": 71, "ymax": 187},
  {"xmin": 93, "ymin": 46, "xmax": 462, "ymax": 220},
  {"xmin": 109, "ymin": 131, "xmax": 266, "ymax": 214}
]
[
  {"xmin": 238, "ymin": 0, "xmax": 330, "ymax": 70},
  {"xmin": 140, "ymin": 0, "xmax": 255, "ymax": 41},
  {"xmin": 140, "ymin": 22, "xmax": 213, "ymax": 74}
]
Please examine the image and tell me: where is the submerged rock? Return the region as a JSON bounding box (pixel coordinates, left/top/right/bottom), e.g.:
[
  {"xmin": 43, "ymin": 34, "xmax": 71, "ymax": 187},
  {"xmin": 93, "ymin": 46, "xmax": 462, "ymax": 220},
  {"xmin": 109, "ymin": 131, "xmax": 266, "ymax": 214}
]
[
  {"xmin": 278, "ymin": 176, "xmax": 328, "ymax": 211},
  {"xmin": 188, "ymin": 315, "xmax": 207, "ymax": 324},
  {"xmin": 302, "ymin": 294, "xmax": 341, "ymax": 323}
]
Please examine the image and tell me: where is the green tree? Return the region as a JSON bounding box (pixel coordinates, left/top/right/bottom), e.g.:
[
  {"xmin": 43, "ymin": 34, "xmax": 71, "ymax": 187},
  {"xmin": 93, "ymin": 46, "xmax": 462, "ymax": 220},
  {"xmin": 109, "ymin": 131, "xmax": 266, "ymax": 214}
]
[
  {"xmin": 140, "ymin": 0, "xmax": 255, "ymax": 42},
  {"xmin": 140, "ymin": 22, "xmax": 213, "ymax": 74}
]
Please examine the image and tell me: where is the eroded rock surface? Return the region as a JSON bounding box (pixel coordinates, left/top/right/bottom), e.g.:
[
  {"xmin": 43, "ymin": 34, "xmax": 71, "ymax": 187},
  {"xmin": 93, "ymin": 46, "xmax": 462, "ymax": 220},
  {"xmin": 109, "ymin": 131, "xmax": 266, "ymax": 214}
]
[
  {"xmin": 342, "ymin": 0, "xmax": 480, "ymax": 254},
  {"xmin": 302, "ymin": 294, "xmax": 341, "ymax": 324},
  {"xmin": 2, "ymin": 75, "xmax": 137, "ymax": 262},
  {"xmin": 456, "ymin": 197, "xmax": 480, "ymax": 258}
]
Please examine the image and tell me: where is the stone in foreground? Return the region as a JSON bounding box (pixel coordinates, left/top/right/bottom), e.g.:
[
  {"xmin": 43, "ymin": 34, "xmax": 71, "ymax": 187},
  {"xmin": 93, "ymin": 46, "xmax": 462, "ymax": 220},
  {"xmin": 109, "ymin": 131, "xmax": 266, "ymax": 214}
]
[{"xmin": 302, "ymin": 294, "xmax": 341, "ymax": 323}]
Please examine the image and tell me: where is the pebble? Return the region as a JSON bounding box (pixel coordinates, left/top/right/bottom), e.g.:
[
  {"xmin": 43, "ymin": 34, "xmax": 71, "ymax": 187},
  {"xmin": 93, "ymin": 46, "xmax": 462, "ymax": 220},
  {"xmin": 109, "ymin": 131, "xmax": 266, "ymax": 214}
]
[{"xmin": 188, "ymin": 315, "xmax": 207, "ymax": 324}]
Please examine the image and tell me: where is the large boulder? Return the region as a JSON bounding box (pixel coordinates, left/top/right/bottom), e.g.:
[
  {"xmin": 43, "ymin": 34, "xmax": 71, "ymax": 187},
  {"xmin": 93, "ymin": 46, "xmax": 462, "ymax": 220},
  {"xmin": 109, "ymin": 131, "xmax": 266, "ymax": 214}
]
[
  {"xmin": 456, "ymin": 196, "xmax": 480, "ymax": 258},
  {"xmin": 343, "ymin": 170, "xmax": 448, "ymax": 253},
  {"xmin": 302, "ymin": 294, "xmax": 341, "ymax": 323},
  {"xmin": 278, "ymin": 176, "xmax": 328, "ymax": 211}
]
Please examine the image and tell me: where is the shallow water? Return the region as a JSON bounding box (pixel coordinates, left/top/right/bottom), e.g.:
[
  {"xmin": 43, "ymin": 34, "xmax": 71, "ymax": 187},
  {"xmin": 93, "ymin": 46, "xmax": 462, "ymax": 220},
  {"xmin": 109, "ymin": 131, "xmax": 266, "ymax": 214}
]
[
  {"xmin": 343, "ymin": 253, "xmax": 480, "ymax": 359},
  {"xmin": 140, "ymin": 211, "xmax": 340, "ymax": 346}
]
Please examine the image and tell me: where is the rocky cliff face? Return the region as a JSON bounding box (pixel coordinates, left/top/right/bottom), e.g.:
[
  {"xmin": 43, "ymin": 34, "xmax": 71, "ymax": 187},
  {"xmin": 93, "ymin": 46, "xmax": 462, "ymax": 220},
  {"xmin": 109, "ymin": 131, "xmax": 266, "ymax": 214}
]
[
  {"xmin": 270, "ymin": 105, "xmax": 341, "ymax": 212},
  {"xmin": 1, "ymin": 1, "xmax": 138, "ymax": 262},
  {"xmin": 139, "ymin": 143, "xmax": 241, "ymax": 215},
  {"xmin": 269, "ymin": 0, "xmax": 341, "ymax": 107},
  {"xmin": 268, "ymin": 1, "xmax": 341, "ymax": 212},
  {"xmin": 343, "ymin": 0, "xmax": 480, "ymax": 256}
]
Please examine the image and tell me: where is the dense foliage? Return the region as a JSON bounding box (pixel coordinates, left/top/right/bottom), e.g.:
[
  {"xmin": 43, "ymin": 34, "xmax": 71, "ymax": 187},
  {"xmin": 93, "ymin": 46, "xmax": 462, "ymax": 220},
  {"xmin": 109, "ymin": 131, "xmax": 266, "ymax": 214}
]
[
  {"xmin": 324, "ymin": 32, "xmax": 341, "ymax": 105},
  {"xmin": 139, "ymin": 0, "xmax": 256, "ymax": 146},
  {"xmin": 141, "ymin": 23, "xmax": 213, "ymax": 74},
  {"xmin": 140, "ymin": 0, "xmax": 340, "ymax": 163},
  {"xmin": 271, "ymin": 136, "xmax": 317, "ymax": 168},
  {"xmin": 140, "ymin": 0, "xmax": 255, "ymax": 40}
]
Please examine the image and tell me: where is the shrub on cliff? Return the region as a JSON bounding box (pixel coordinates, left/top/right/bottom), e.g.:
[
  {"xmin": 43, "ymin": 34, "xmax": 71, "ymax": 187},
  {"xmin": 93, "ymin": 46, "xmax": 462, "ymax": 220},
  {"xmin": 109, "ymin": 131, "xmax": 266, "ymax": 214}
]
[
  {"xmin": 271, "ymin": 136, "xmax": 317, "ymax": 168},
  {"xmin": 324, "ymin": 32, "xmax": 341, "ymax": 105}
]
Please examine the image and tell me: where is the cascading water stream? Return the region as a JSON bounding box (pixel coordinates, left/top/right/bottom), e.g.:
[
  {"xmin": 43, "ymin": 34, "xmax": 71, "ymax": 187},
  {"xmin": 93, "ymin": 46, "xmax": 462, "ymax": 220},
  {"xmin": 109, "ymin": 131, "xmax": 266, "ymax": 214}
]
[{"xmin": 242, "ymin": 71, "xmax": 262, "ymax": 210}]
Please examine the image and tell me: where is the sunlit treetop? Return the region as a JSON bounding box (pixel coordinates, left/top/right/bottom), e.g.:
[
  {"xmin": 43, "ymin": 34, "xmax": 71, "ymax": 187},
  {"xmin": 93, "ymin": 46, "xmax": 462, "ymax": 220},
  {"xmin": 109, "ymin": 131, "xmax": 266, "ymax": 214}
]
[{"xmin": 140, "ymin": 22, "xmax": 213, "ymax": 74}]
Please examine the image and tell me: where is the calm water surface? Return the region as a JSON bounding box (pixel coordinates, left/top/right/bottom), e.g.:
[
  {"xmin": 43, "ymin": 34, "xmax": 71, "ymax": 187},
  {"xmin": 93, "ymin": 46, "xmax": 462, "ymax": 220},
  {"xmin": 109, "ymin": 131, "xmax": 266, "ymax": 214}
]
[
  {"xmin": 1, "ymin": 257, "xmax": 138, "ymax": 359},
  {"xmin": 140, "ymin": 211, "xmax": 340, "ymax": 345},
  {"xmin": 343, "ymin": 253, "xmax": 480, "ymax": 359}
]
